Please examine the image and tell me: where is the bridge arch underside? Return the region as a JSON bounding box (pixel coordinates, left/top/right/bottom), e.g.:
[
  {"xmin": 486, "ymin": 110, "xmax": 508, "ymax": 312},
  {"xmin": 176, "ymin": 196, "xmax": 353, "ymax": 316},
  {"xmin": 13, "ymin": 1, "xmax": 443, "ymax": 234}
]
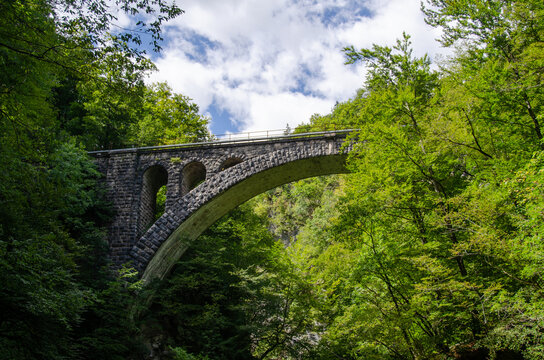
[{"xmin": 133, "ymin": 153, "xmax": 348, "ymax": 282}]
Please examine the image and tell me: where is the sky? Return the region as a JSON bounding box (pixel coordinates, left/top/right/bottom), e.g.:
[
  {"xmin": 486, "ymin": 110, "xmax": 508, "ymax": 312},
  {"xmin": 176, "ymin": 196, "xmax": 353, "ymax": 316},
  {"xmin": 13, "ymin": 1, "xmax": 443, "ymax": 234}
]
[{"xmin": 143, "ymin": 0, "xmax": 448, "ymax": 135}]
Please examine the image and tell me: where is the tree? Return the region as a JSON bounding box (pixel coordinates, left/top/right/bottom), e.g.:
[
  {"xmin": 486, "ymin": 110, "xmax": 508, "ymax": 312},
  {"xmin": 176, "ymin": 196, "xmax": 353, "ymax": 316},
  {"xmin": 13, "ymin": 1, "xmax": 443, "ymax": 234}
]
[
  {"xmin": 143, "ymin": 200, "xmax": 319, "ymax": 360},
  {"xmin": 131, "ymin": 82, "xmax": 210, "ymax": 146},
  {"xmin": 279, "ymin": 23, "xmax": 543, "ymax": 357},
  {"xmin": 0, "ymin": 143, "xmax": 120, "ymax": 359},
  {"xmin": 146, "ymin": 203, "xmax": 275, "ymax": 359},
  {"xmin": 0, "ymin": 1, "xmax": 184, "ymax": 358},
  {"xmin": 422, "ymin": 0, "xmax": 544, "ymax": 148}
]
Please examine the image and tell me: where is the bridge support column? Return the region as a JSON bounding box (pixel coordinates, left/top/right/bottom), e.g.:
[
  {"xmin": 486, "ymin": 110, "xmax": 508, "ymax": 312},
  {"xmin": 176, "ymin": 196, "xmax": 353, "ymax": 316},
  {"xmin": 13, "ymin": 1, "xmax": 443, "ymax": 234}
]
[{"xmin": 94, "ymin": 151, "xmax": 143, "ymax": 265}]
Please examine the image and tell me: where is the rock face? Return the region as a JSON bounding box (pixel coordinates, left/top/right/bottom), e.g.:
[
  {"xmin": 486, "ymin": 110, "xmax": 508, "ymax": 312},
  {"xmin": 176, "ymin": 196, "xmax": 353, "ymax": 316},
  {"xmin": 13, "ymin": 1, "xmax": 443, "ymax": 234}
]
[{"xmin": 91, "ymin": 132, "xmax": 351, "ymax": 281}]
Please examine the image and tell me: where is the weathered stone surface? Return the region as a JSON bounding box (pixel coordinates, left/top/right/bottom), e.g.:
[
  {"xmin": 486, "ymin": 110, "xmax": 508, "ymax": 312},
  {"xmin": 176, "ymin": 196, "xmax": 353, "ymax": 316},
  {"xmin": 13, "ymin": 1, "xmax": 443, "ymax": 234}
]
[{"xmin": 91, "ymin": 132, "xmax": 351, "ymax": 281}]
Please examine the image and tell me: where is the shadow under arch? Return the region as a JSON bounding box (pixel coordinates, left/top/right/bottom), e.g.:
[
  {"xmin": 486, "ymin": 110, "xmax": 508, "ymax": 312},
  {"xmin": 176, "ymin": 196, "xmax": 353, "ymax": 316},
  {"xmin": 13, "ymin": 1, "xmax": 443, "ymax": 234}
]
[
  {"xmin": 219, "ymin": 157, "xmax": 243, "ymax": 171},
  {"xmin": 140, "ymin": 153, "xmax": 348, "ymax": 283},
  {"xmin": 181, "ymin": 161, "xmax": 206, "ymax": 195},
  {"xmin": 138, "ymin": 164, "xmax": 168, "ymax": 236}
]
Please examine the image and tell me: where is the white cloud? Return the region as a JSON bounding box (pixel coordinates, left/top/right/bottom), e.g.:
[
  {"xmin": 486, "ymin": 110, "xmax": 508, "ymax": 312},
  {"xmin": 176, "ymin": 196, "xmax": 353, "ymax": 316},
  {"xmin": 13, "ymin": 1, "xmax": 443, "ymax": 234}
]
[
  {"xmin": 148, "ymin": 0, "xmax": 448, "ymax": 133},
  {"xmin": 339, "ymin": 0, "xmax": 444, "ymax": 58},
  {"xmin": 246, "ymin": 92, "xmax": 333, "ymax": 132},
  {"xmin": 151, "ymin": 51, "xmax": 220, "ymax": 110}
]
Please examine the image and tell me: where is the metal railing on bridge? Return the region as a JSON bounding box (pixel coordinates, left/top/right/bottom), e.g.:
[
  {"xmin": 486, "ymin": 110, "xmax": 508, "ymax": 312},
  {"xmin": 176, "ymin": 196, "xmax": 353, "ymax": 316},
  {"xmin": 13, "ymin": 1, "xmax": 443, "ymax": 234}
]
[
  {"xmin": 215, "ymin": 128, "xmax": 293, "ymax": 141},
  {"xmin": 89, "ymin": 128, "xmax": 356, "ymax": 155}
]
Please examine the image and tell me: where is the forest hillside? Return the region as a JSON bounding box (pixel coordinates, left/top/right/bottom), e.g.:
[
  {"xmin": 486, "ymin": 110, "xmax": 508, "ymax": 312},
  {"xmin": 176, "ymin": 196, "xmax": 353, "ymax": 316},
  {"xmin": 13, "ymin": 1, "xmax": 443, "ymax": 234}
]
[{"xmin": 0, "ymin": 1, "xmax": 543, "ymax": 359}]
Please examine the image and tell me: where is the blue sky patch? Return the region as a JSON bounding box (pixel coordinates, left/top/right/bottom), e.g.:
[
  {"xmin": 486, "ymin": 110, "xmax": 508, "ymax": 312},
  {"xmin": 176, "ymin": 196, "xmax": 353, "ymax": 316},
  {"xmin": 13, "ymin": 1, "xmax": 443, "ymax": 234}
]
[{"xmin": 207, "ymin": 102, "xmax": 240, "ymax": 135}]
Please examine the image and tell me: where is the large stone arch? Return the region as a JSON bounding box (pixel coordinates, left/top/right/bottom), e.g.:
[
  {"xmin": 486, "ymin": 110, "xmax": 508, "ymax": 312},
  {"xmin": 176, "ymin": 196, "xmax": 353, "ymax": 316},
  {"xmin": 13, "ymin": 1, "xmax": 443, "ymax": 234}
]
[{"xmin": 130, "ymin": 145, "xmax": 349, "ymax": 282}]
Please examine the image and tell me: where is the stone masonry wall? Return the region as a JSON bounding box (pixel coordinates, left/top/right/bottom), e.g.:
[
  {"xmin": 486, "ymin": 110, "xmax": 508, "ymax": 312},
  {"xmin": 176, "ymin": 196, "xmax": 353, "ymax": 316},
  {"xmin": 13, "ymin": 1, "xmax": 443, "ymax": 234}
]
[{"xmin": 91, "ymin": 133, "xmax": 351, "ymax": 276}]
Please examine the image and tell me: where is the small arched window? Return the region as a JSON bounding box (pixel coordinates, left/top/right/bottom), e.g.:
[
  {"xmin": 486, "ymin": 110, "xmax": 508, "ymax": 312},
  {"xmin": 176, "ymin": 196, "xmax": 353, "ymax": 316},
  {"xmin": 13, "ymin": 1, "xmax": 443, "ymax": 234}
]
[
  {"xmin": 139, "ymin": 165, "xmax": 168, "ymax": 234},
  {"xmin": 181, "ymin": 161, "xmax": 206, "ymax": 195},
  {"xmin": 219, "ymin": 157, "xmax": 243, "ymax": 171}
]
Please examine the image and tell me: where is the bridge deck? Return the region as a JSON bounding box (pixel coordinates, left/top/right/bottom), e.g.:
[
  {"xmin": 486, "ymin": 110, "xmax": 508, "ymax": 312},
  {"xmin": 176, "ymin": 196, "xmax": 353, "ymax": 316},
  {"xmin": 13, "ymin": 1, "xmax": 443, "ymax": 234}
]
[{"xmin": 88, "ymin": 129, "xmax": 355, "ymax": 155}]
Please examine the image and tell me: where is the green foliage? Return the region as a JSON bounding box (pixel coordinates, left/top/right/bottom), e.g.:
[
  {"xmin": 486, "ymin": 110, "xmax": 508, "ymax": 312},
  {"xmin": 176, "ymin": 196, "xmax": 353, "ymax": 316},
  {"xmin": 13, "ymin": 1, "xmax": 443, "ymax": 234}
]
[
  {"xmin": 155, "ymin": 185, "xmax": 167, "ymax": 220},
  {"xmin": 0, "ymin": 141, "xmax": 139, "ymax": 359},
  {"xmin": 72, "ymin": 266, "xmax": 146, "ymax": 360},
  {"xmin": 240, "ymin": 3, "xmax": 543, "ymax": 358},
  {"xmin": 145, "ymin": 203, "xmax": 272, "ymax": 359},
  {"xmin": 67, "ymin": 54, "xmax": 150, "ymax": 150},
  {"xmin": 131, "ymin": 82, "xmax": 211, "ymax": 146},
  {"xmin": 0, "ymin": 0, "xmax": 187, "ymax": 359},
  {"xmin": 55, "ymin": 77, "xmax": 210, "ymax": 150},
  {"xmin": 171, "ymin": 347, "xmax": 210, "ymax": 360},
  {"xmin": 143, "ymin": 201, "xmax": 318, "ymax": 360},
  {"xmin": 255, "ymin": 176, "xmax": 341, "ymax": 244},
  {"xmin": 1, "ymin": 0, "xmax": 543, "ymax": 358},
  {"xmin": 423, "ymin": 0, "xmax": 544, "ymax": 147}
]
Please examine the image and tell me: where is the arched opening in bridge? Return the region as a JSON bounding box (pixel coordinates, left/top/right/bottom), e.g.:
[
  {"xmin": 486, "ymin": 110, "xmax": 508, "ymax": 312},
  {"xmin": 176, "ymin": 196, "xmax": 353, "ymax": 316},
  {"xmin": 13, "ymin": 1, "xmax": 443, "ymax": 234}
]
[
  {"xmin": 181, "ymin": 161, "xmax": 206, "ymax": 195},
  {"xmin": 219, "ymin": 157, "xmax": 243, "ymax": 171},
  {"xmin": 138, "ymin": 165, "xmax": 168, "ymax": 235}
]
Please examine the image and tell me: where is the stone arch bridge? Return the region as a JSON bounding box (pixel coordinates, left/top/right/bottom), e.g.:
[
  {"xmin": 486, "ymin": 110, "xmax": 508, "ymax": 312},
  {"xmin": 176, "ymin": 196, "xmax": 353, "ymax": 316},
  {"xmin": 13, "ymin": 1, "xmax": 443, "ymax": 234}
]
[{"xmin": 90, "ymin": 130, "xmax": 352, "ymax": 282}]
